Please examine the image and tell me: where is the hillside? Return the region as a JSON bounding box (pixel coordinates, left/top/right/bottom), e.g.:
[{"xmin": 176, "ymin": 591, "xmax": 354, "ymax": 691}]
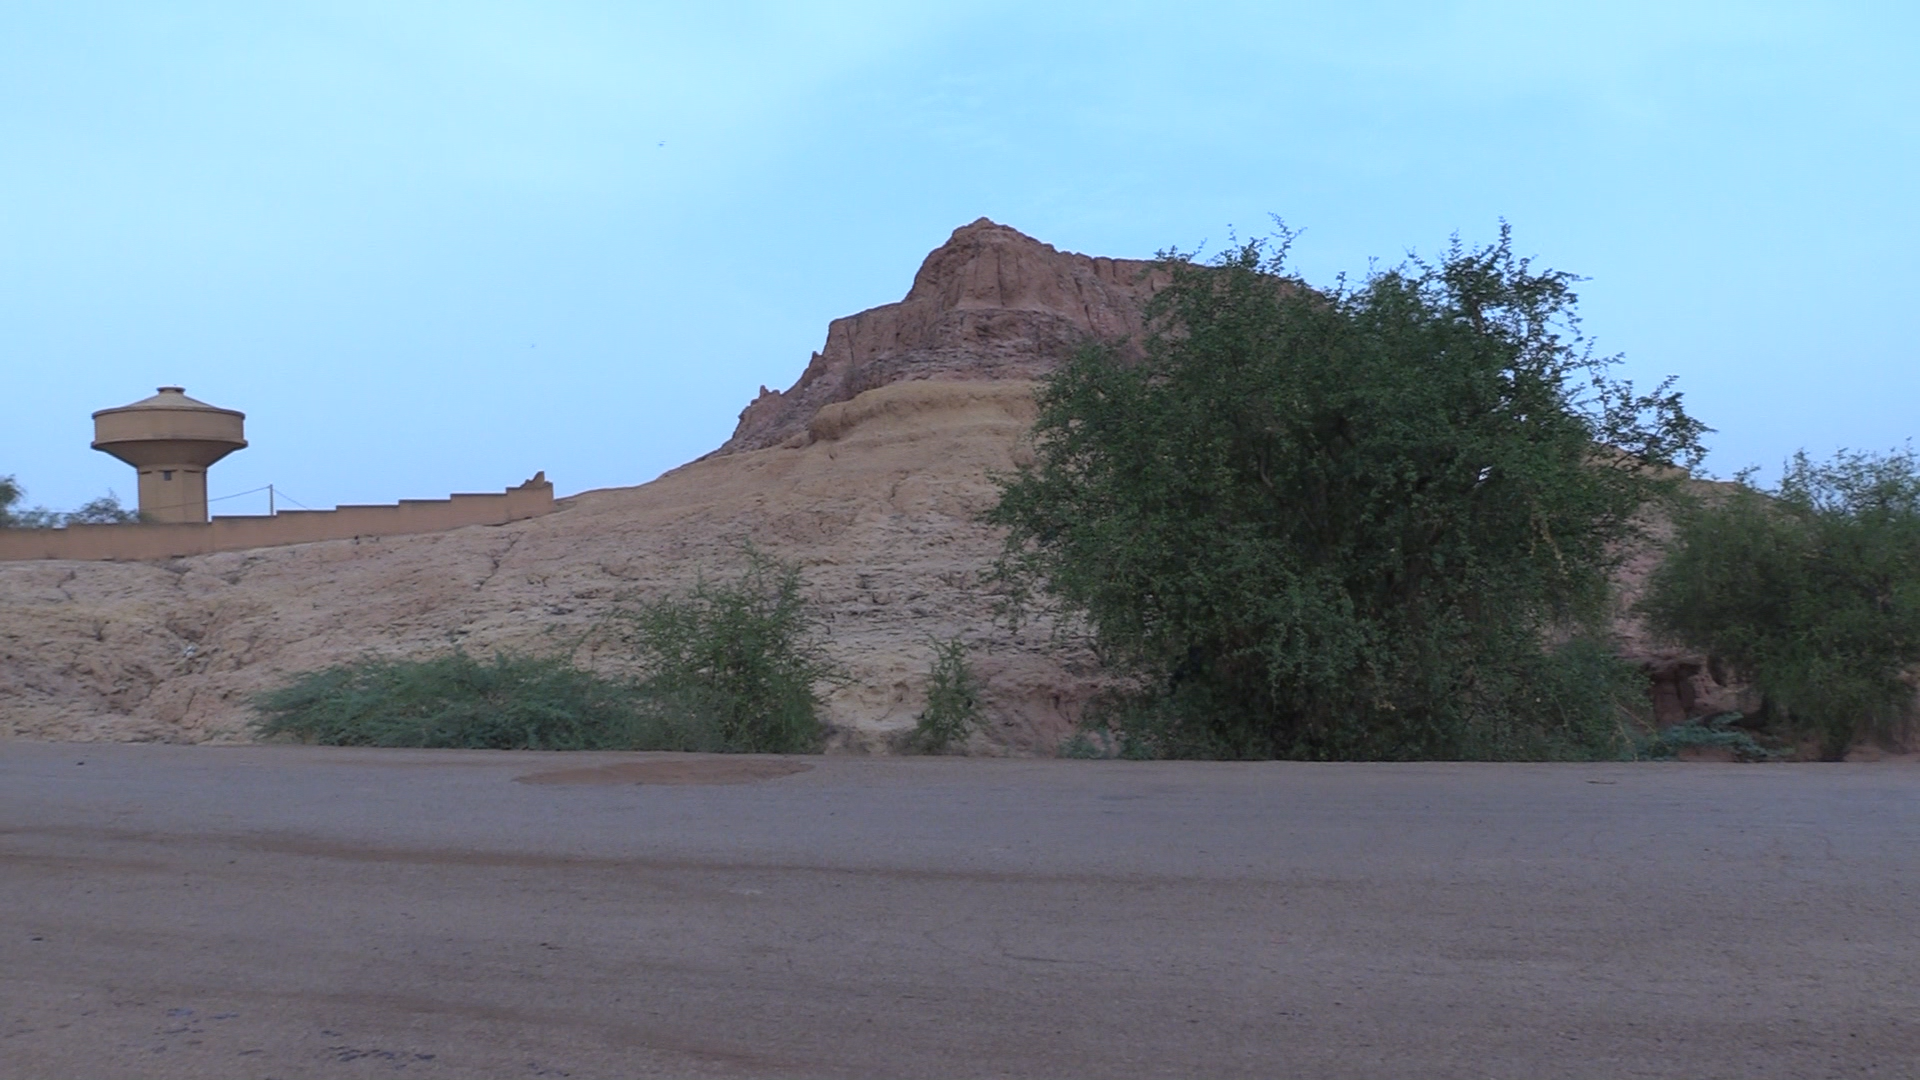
[
  {"xmin": 0, "ymin": 221, "xmax": 1156, "ymax": 751},
  {"xmin": 1, "ymin": 218, "xmax": 1781, "ymax": 752}
]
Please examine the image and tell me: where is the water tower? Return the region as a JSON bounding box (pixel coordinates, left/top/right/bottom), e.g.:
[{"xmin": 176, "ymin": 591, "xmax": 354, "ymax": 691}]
[{"xmin": 92, "ymin": 387, "xmax": 247, "ymax": 524}]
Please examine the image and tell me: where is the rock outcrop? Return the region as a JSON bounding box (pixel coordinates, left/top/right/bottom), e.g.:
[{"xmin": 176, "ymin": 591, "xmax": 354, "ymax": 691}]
[{"xmin": 715, "ymin": 218, "xmax": 1163, "ymax": 454}]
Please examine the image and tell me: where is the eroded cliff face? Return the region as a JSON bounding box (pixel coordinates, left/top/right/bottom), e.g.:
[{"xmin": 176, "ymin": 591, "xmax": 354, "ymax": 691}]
[{"xmin": 715, "ymin": 218, "xmax": 1164, "ymax": 455}]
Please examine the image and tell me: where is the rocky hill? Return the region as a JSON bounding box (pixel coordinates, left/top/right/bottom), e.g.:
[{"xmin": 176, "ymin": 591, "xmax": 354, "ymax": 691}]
[
  {"xmin": 717, "ymin": 218, "xmax": 1161, "ymax": 454},
  {"xmin": 0, "ymin": 221, "xmax": 1156, "ymax": 751},
  {"xmin": 0, "ymin": 218, "xmax": 1793, "ymax": 753}
]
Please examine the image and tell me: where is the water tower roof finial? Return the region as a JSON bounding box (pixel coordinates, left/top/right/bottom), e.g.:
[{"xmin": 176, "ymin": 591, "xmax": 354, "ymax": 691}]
[{"xmin": 94, "ymin": 386, "xmax": 241, "ymax": 417}]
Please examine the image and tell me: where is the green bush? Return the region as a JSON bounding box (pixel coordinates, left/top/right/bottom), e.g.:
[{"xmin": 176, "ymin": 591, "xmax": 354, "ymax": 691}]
[
  {"xmin": 253, "ymin": 552, "xmax": 841, "ymax": 753},
  {"xmin": 1633, "ymin": 714, "xmax": 1786, "ymax": 762},
  {"xmin": 1642, "ymin": 449, "xmax": 1920, "ymax": 758},
  {"xmin": 251, "ymin": 651, "xmax": 712, "ymax": 750},
  {"xmin": 911, "ymin": 636, "xmax": 984, "ymax": 753},
  {"xmin": 988, "ymin": 225, "xmax": 1703, "ymax": 760},
  {"xmin": 616, "ymin": 548, "xmax": 840, "ymax": 754},
  {"xmin": 1071, "ymin": 636, "xmax": 1645, "ymax": 762}
]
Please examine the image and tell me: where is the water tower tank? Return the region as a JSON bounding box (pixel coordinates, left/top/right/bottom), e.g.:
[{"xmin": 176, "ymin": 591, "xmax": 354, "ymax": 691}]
[{"xmin": 92, "ymin": 387, "xmax": 247, "ymax": 524}]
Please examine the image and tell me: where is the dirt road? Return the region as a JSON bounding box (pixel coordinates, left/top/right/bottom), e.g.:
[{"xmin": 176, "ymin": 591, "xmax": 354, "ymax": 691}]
[{"xmin": 2, "ymin": 743, "xmax": 1915, "ymax": 1078}]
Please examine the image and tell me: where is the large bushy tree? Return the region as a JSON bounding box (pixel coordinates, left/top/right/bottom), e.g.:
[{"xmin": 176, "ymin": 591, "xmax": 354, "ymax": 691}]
[
  {"xmin": 988, "ymin": 226, "xmax": 1707, "ymax": 759},
  {"xmin": 1642, "ymin": 449, "xmax": 1920, "ymax": 758}
]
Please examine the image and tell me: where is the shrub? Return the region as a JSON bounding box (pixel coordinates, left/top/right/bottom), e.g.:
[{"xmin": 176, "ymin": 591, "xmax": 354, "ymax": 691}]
[
  {"xmin": 617, "ymin": 548, "xmax": 839, "ymax": 754},
  {"xmin": 1642, "ymin": 448, "xmax": 1920, "ymax": 758},
  {"xmin": 251, "ymin": 651, "xmax": 710, "ymax": 750},
  {"xmin": 988, "ymin": 224, "xmax": 1704, "ymax": 760},
  {"xmin": 1633, "ymin": 713, "xmax": 1786, "ymax": 762},
  {"xmin": 911, "ymin": 636, "xmax": 984, "ymax": 753},
  {"xmin": 1072, "ymin": 635, "xmax": 1646, "ymax": 762},
  {"xmin": 254, "ymin": 551, "xmax": 840, "ymax": 754}
]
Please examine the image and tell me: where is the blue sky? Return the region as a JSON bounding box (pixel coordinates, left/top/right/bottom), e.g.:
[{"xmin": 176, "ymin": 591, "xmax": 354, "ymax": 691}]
[{"xmin": 3, "ymin": 1, "xmax": 1915, "ymax": 514}]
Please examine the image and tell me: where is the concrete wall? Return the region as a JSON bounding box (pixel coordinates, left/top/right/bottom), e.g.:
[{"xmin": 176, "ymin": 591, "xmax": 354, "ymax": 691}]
[{"xmin": 0, "ymin": 474, "xmax": 554, "ymax": 562}]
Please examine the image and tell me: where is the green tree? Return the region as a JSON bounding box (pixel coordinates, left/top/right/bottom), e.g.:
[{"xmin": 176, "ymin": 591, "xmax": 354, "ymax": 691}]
[
  {"xmin": 988, "ymin": 225, "xmax": 1706, "ymax": 760},
  {"xmin": 64, "ymin": 493, "xmax": 139, "ymax": 524},
  {"xmin": 0, "ymin": 476, "xmax": 138, "ymax": 527},
  {"xmin": 617, "ymin": 548, "xmax": 840, "ymax": 753},
  {"xmin": 1642, "ymin": 449, "xmax": 1920, "ymax": 758},
  {"xmin": 0, "ymin": 476, "xmax": 63, "ymax": 528},
  {"xmin": 911, "ymin": 635, "xmax": 984, "ymax": 753}
]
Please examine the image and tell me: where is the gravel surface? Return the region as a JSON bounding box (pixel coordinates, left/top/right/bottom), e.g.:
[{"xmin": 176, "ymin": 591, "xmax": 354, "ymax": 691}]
[{"xmin": 2, "ymin": 743, "xmax": 1916, "ymax": 1078}]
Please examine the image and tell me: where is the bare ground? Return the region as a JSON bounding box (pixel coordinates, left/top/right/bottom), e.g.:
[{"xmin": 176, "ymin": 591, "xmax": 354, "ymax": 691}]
[{"xmin": 3, "ymin": 742, "xmax": 1916, "ymax": 1078}]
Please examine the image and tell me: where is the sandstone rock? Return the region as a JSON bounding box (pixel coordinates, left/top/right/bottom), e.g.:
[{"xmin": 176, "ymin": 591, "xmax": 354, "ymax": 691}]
[{"xmin": 714, "ymin": 218, "xmax": 1163, "ymax": 455}]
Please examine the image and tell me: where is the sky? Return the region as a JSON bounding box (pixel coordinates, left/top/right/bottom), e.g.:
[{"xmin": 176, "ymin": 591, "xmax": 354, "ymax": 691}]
[{"xmin": 3, "ymin": 1, "xmax": 1916, "ymax": 515}]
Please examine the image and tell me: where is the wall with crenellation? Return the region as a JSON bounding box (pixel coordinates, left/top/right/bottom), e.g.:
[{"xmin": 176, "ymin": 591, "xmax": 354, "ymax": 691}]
[{"xmin": 0, "ymin": 473, "xmax": 555, "ymax": 562}]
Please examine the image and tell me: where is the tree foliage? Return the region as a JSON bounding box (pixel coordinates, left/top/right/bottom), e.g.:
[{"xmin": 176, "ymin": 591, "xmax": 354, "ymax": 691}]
[
  {"xmin": 64, "ymin": 494, "xmax": 140, "ymax": 524},
  {"xmin": 911, "ymin": 635, "xmax": 984, "ymax": 753},
  {"xmin": 988, "ymin": 225, "xmax": 1706, "ymax": 759},
  {"xmin": 616, "ymin": 548, "xmax": 840, "ymax": 753},
  {"xmin": 1642, "ymin": 449, "xmax": 1920, "ymax": 758},
  {"xmin": 0, "ymin": 475, "xmax": 138, "ymax": 527}
]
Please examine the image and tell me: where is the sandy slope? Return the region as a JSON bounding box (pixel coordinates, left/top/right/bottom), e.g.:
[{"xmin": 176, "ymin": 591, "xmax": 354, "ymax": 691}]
[
  {"xmin": 4, "ymin": 218, "xmax": 1140, "ymax": 751},
  {"xmin": 0, "ymin": 380, "xmax": 1101, "ymax": 751}
]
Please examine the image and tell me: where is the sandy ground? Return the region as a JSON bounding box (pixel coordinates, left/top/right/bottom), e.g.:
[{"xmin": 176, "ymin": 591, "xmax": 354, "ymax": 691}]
[{"xmin": 2, "ymin": 744, "xmax": 1917, "ymax": 1079}]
